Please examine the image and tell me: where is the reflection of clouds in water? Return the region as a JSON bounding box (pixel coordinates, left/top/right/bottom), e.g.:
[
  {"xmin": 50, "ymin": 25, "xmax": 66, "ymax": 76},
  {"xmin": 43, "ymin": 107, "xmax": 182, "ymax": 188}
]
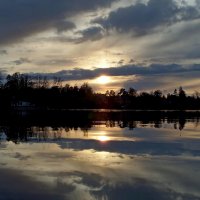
[
  {"xmin": 1, "ymin": 119, "xmax": 200, "ymax": 200},
  {"xmin": 57, "ymin": 138, "xmax": 200, "ymax": 157},
  {"xmin": 13, "ymin": 152, "xmax": 31, "ymax": 161},
  {"xmin": 0, "ymin": 169, "xmax": 66, "ymax": 200},
  {"xmin": 94, "ymin": 182, "xmax": 200, "ymax": 200},
  {"xmin": 0, "ymin": 141, "xmax": 200, "ymax": 200}
]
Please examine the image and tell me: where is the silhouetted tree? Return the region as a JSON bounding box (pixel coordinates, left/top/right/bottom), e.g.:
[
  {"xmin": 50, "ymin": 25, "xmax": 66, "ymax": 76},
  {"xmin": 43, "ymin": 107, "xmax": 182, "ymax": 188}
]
[
  {"xmin": 0, "ymin": 72, "xmax": 200, "ymax": 110},
  {"xmin": 153, "ymin": 90, "xmax": 162, "ymax": 98},
  {"xmin": 128, "ymin": 88, "xmax": 137, "ymax": 97},
  {"xmin": 179, "ymin": 86, "xmax": 186, "ymax": 98}
]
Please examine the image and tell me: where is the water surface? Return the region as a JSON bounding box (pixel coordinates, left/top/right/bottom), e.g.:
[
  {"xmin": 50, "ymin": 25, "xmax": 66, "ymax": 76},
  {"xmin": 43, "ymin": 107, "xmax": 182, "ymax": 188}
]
[{"xmin": 0, "ymin": 111, "xmax": 200, "ymax": 200}]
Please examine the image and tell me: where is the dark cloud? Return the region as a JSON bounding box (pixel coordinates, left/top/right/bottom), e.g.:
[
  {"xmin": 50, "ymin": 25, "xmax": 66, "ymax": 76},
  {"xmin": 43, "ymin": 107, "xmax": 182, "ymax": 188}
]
[
  {"xmin": 149, "ymin": 19, "xmax": 200, "ymax": 59},
  {"xmin": 35, "ymin": 26, "xmax": 106, "ymax": 43},
  {"xmin": 94, "ymin": 0, "xmax": 200, "ymax": 34},
  {"xmin": 123, "ymin": 74, "xmax": 171, "ymax": 91},
  {"xmin": 118, "ymin": 59, "xmax": 125, "ymax": 65},
  {"xmin": 75, "ymin": 26, "xmax": 105, "ymax": 43},
  {"xmin": 26, "ymin": 63, "xmax": 200, "ymax": 81},
  {"xmin": 13, "ymin": 58, "xmax": 31, "ymax": 65},
  {"xmin": 55, "ymin": 20, "xmax": 76, "ymax": 33},
  {"xmin": 0, "ymin": 50, "xmax": 7, "ymax": 55},
  {"xmin": 186, "ymin": 47, "xmax": 200, "ymax": 59},
  {"xmin": 0, "ymin": 0, "xmax": 117, "ymax": 45}
]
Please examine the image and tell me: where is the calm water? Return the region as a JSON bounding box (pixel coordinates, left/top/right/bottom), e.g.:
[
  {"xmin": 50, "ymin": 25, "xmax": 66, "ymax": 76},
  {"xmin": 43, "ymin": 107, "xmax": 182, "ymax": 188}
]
[{"xmin": 0, "ymin": 111, "xmax": 200, "ymax": 200}]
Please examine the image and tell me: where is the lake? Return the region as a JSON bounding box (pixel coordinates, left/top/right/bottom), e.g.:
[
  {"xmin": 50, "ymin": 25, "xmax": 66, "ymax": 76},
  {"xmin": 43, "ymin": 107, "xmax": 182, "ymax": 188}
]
[{"xmin": 0, "ymin": 111, "xmax": 200, "ymax": 200}]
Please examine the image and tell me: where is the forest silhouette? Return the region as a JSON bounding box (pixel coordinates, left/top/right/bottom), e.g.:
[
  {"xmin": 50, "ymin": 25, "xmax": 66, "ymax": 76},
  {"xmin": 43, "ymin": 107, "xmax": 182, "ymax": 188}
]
[{"xmin": 1, "ymin": 72, "xmax": 200, "ymax": 110}]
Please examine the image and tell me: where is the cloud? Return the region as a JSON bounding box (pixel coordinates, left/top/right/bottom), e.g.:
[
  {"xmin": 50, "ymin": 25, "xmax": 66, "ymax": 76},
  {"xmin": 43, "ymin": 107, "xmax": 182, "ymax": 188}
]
[
  {"xmin": 36, "ymin": 58, "xmax": 76, "ymax": 67},
  {"xmin": 55, "ymin": 20, "xmax": 76, "ymax": 33},
  {"xmin": 147, "ymin": 19, "xmax": 200, "ymax": 59},
  {"xmin": 74, "ymin": 26, "xmax": 106, "ymax": 43},
  {"xmin": 33, "ymin": 26, "xmax": 106, "ymax": 44},
  {"xmin": 26, "ymin": 63, "xmax": 200, "ymax": 81},
  {"xmin": 13, "ymin": 58, "xmax": 31, "ymax": 65},
  {"xmin": 0, "ymin": 0, "xmax": 117, "ymax": 45},
  {"xmin": 118, "ymin": 59, "xmax": 125, "ymax": 65},
  {"xmin": 94, "ymin": 0, "xmax": 200, "ymax": 34},
  {"xmin": 0, "ymin": 50, "xmax": 7, "ymax": 55}
]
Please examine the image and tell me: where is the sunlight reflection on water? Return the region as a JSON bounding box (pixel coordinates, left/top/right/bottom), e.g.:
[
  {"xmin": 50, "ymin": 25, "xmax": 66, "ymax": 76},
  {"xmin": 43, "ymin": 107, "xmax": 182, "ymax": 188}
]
[{"xmin": 97, "ymin": 135, "xmax": 110, "ymax": 142}]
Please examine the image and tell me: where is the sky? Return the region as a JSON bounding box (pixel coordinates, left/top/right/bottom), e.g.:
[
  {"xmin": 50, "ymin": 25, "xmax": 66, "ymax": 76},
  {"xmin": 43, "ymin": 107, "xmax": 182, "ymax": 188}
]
[{"xmin": 0, "ymin": 0, "xmax": 200, "ymax": 93}]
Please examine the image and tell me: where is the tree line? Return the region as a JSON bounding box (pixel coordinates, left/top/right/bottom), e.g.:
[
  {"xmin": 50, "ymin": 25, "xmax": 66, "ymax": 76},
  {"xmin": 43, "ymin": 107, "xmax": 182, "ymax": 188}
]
[{"xmin": 0, "ymin": 72, "xmax": 200, "ymax": 110}]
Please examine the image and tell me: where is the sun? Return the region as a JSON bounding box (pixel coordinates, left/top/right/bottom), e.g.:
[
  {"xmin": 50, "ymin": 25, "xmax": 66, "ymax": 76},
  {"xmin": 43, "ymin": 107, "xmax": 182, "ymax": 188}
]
[{"xmin": 96, "ymin": 76, "xmax": 111, "ymax": 85}]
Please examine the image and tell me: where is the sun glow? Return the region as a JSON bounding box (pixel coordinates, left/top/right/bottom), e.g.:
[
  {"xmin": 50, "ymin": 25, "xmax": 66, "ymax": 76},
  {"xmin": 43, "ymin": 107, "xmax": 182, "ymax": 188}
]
[
  {"xmin": 96, "ymin": 76, "xmax": 111, "ymax": 85},
  {"xmin": 97, "ymin": 136, "xmax": 110, "ymax": 142}
]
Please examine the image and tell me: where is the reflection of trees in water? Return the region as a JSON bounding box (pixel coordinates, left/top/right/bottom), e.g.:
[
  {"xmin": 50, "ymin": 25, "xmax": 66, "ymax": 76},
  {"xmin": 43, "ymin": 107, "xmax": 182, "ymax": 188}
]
[
  {"xmin": 30, "ymin": 127, "xmax": 65, "ymax": 141},
  {"xmin": 0, "ymin": 128, "xmax": 6, "ymax": 143},
  {"xmin": 80, "ymin": 128, "xmax": 89, "ymax": 137},
  {"xmin": 194, "ymin": 118, "xmax": 200, "ymax": 128},
  {"xmin": 169, "ymin": 118, "xmax": 186, "ymax": 131},
  {"xmin": 0, "ymin": 116, "xmax": 199, "ymax": 143},
  {"xmin": 118, "ymin": 121, "xmax": 128, "ymax": 128},
  {"xmin": 154, "ymin": 123, "xmax": 162, "ymax": 128},
  {"xmin": 128, "ymin": 121, "xmax": 137, "ymax": 130},
  {"xmin": 106, "ymin": 120, "xmax": 116, "ymax": 128},
  {"xmin": 3, "ymin": 126, "xmax": 28, "ymax": 143},
  {"xmin": 179, "ymin": 118, "xmax": 186, "ymax": 131},
  {"xmin": 117, "ymin": 121, "xmax": 137, "ymax": 129},
  {"xmin": 2, "ymin": 126, "xmax": 65, "ymax": 143}
]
